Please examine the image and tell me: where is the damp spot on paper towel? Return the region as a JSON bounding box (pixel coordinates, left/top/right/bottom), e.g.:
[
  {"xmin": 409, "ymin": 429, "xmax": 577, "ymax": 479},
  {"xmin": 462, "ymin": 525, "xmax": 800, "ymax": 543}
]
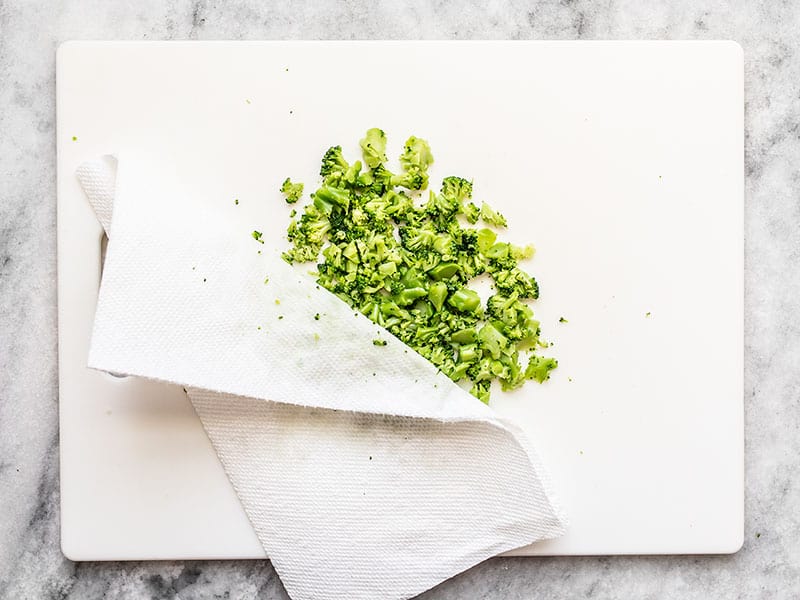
[
  {"xmin": 579, "ymin": 450, "xmax": 584, "ymax": 455},
  {"xmin": 246, "ymin": 99, "xmax": 251, "ymax": 105},
  {"xmin": 314, "ymin": 333, "xmax": 320, "ymax": 341}
]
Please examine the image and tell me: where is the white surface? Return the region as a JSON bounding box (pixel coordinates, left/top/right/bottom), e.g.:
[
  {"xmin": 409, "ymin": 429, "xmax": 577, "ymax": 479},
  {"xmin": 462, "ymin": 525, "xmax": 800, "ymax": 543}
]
[{"xmin": 57, "ymin": 41, "xmax": 744, "ymax": 560}]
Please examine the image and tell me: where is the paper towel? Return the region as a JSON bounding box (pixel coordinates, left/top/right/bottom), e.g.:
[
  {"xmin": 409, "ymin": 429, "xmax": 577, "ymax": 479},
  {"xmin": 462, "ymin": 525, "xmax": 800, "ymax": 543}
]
[{"xmin": 76, "ymin": 150, "xmax": 566, "ymax": 600}]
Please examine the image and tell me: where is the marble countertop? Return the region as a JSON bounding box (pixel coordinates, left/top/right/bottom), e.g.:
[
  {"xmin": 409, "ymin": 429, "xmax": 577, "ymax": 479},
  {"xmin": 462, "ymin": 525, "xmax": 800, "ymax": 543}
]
[{"xmin": 1, "ymin": 1, "xmax": 798, "ymax": 598}]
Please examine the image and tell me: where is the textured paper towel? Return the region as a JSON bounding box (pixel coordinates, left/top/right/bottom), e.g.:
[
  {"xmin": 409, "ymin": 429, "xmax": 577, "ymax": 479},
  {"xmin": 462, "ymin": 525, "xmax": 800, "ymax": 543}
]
[{"xmin": 76, "ymin": 150, "xmax": 566, "ymax": 600}]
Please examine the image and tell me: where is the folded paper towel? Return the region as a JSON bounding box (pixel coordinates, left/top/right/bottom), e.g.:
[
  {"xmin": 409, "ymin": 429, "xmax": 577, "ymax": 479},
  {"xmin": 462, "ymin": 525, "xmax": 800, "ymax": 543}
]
[{"xmin": 76, "ymin": 150, "xmax": 566, "ymax": 600}]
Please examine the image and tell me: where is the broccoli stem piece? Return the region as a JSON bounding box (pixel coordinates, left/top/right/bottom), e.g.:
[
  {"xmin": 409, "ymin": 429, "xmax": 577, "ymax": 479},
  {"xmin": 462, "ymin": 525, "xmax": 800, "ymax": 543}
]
[
  {"xmin": 448, "ymin": 288, "xmax": 481, "ymax": 313},
  {"xmin": 428, "ymin": 282, "xmax": 448, "ymax": 311}
]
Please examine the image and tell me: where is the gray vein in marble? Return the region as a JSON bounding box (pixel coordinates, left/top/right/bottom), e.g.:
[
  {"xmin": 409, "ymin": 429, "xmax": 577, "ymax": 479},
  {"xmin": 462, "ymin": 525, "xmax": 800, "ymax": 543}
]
[{"xmin": 1, "ymin": 0, "xmax": 799, "ymax": 598}]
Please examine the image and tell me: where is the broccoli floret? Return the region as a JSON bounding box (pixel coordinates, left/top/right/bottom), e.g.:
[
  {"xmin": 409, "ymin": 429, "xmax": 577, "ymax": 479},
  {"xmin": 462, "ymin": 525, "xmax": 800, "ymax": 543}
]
[
  {"xmin": 368, "ymin": 163, "xmax": 422, "ymax": 192},
  {"xmin": 280, "ymin": 178, "xmax": 304, "ymax": 203},
  {"xmin": 360, "ymin": 128, "xmax": 387, "ymax": 168},
  {"xmin": 320, "ymin": 146, "xmax": 350, "ymax": 180},
  {"xmin": 462, "ymin": 202, "xmax": 480, "ymax": 224},
  {"xmin": 441, "ymin": 176, "xmax": 473, "ymax": 205},
  {"xmin": 511, "ymin": 244, "xmax": 535, "ymax": 260},
  {"xmin": 391, "ymin": 170, "xmax": 427, "ymax": 190},
  {"xmin": 480, "ymin": 201, "xmax": 508, "ymax": 227},
  {"xmin": 470, "ymin": 380, "xmax": 492, "ymax": 404},
  {"xmin": 313, "ymin": 185, "xmax": 351, "ymax": 214},
  {"xmin": 525, "ymin": 355, "xmax": 558, "ymax": 383},
  {"xmin": 491, "ymin": 267, "xmax": 539, "ymax": 299},
  {"xmin": 395, "ymin": 136, "xmax": 434, "ymax": 190},
  {"xmin": 344, "ymin": 160, "xmax": 362, "ymax": 187},
  {"xmin": 400, "ymin": 136, "xmax": 434, "ymax": 173}
]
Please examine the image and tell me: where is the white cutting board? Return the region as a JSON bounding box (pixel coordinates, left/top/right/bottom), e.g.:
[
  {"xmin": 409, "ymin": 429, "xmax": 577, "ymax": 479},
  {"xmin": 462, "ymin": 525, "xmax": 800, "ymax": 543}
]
[{"xmin": 57, "ymin": 41, "xmax": 743, "ymax": 560}]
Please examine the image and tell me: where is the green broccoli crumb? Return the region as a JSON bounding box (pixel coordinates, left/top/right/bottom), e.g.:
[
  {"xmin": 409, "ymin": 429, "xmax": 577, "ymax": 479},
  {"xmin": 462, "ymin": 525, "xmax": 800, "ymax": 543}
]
[
  {"xmin": 280, "ymin": 178, "xmax": 304, "ymax": 203},
  {"xmin": 373, "ymin": 339, "xmax": 387, "ymax": 346},
  {"xmin": 252, "ymin": 230, "xmax": 264, "ymax": 244},
  {"xmin": 72, "ymin": 136, "xmax": 77, "ymax": 142},
  {"xmin": 646, "ymin": 311, "xmax": 651, "ymax": 317},
  {"xmin": 314, "ymin": 313, "xmax": 320, "ymax": 320},
  {"xmin": 559, "ymin": 316, "xmax": 568, "ymax": 323}
]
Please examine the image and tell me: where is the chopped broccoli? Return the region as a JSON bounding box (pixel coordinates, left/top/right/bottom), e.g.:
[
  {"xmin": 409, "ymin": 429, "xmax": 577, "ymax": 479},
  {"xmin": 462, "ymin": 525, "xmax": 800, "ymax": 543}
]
[
  {"xmin": 280, "ymin": 178, "xmax": 304, "ymax": 203},
  {"xmin": 359, "ymin": 128, "xmax": 387, "ymax": 169},
  {"xmin": 480, "ymin": 201, "xmax": 508, "ymax": 227},
  {"xmin": 396, "ymin": 136, "xmax": 434, "ymax": 190},
  {"xmin": 280, "ymin": 128, "xmax": 556, "ymax": 402},
  {"xmin": 320, "ymin": 146, "xmax": 350, "ymax": 181},
  {"xmin": 400, "ymin": 136, "xmax": 434, "ymax": 173},
  {"xmin": 524, "ymin": 355, "xmax": 558, "ymax": 383}
]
